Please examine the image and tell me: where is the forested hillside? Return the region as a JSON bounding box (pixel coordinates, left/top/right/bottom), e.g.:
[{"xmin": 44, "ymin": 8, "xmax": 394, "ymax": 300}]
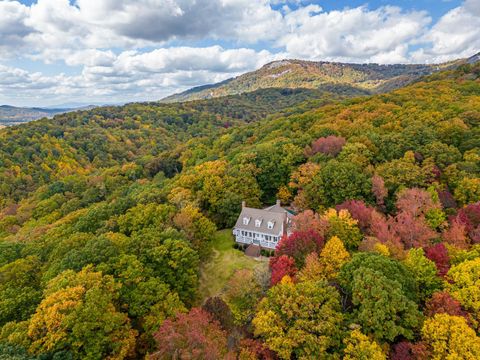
[
  {"xmin": 0, "ymin": 62, "xmax": 479, "ymax": 359},
  {"xmin": 162, "ymin": 57, "xmax": 468, "ymax": 103}
]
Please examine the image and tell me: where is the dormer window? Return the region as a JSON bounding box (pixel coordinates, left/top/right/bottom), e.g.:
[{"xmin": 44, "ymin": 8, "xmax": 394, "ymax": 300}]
[
  {"xmin": 255, "ymin": 219, "xmax": 262, "ymax": 227},
  {"xmin": 267, "ymin": 221, "xmax": 275, "ymax": 229},
  {"xmin": 243, "ymin": 217, "xmax": 250, "ymax": 225}
]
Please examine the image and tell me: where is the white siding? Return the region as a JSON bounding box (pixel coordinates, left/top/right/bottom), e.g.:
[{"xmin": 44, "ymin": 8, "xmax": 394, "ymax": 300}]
[{"xmin": 233, "ymin": 228, "xmax": 281, "ymax": 249}]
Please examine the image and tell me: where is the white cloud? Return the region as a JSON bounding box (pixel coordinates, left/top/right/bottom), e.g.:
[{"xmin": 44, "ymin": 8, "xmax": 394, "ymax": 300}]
[
  {"xmin": 0, "ymin": 46, "xmax": 281, "ymax": 106},
  {"xmin": 112, "ymin": 46, "xmax": 277, "ymax": 73},
  {"xmin": 0, "ymin": 0, "xmax": 478, "ymax": 106},
  {"xmin": 410, "ymin": 1, "xmax": 480, "ymax": 63},
  {"xmin": 1, "ymin": 0, "xmax": 282, "ymax": 54},
  {"xmin": 0, "ymin": 1, "xmax": 33, "ymax": 57},
  {"xmin": 278, "ymin": 5, "xmax": 431, "ymax": 63},
  {"xmin": 464, "ymin": 0, "xmax": 480, "ymax": 16}
]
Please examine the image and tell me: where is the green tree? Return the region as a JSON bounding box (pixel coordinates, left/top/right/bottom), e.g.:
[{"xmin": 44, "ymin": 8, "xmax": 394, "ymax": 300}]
[
  {"xmin": 376, "ymin": 151, "xmax": 431, "ymax": 194},
  {"xmin": 339, "ymin": 252, "xmax": 417, "ymax": 302},
  {"xmin": 109, "ymin": 255, "xmax": 186, "ymax": 338},
  {"xmin": 0, "ymin": 241, "xmax": 23, "ymax": 267},
  {"xmin": 249, "ymin": 141, "xmax": 304, "ymax": 204},
  {"xmin": 420, "ymin": 141, "xmax": 462, "ymax": 169},
  {"xmin": 338, "ymin": 142, "xmax": 374, "ymax": 167},
  {"xmin": 117, "ymin": 203, "xmax": 175, "ymax": 235},
  {"xmin": 0, "ymin": 343, "xmax": 36, "ymax": 360},
  {"xmin": 126, "ymin": 278, "xmax": 186, "ymax": 336},
  {"xmin": 349, "ymin": 267, "xmax": 422, "ymax": 342},
  {"xmin": 43, "ymin": 236, "xmax": 120, "ymax": 280},
  {"xmin": 403, "ymin": 248, "xmax": 443, "ymax": 301},
  {"xmin": 0, "ymin": 256, "xmax": 42, "ymax": 327},
  {"xmin": 305, "ymin": 160, "xmax": 372, "ymax": 208},
  {"xmin": 144, "ymin": 239, "xmax": 199, "ymax": 305}
]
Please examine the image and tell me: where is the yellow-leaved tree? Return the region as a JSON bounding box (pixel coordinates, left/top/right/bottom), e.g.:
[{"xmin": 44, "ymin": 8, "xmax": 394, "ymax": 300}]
[
  {"xmin": 343, "ymin": 329, "xmax": 386, "ymax": 360},
  {"xmin": 321, "ymin": 209, "xmax": 363, "ymax": 250},
  {"xmin": 447, "ymin": 257, "xmax": 480, "ymax": 329},
  {"xmin": 297, "ymin": 236, "xmax": 350, "ymax": 282},
  {"xmin": 422, "ymin": 314, "xmax": 480, "ymax": 359},
  {"xmin": 319, "ymin": 236, "xmax": 351, "ymax": 280},
  {"xmin": 297, "ymin": 252, "xmax": 323, "ymax": 282},
  {"xmin": 253, "ymin": 276, "xmax": 343, "ymax": 359},
  {"xmin": 27, "ymin": 267, "xmax": 137, "ymax": 360}
]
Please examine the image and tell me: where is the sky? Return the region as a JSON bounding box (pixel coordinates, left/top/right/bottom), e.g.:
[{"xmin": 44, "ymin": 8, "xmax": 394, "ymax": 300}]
[{"xmin": 0, "ymin": 0, "xmax": 479, "ymax": 107}]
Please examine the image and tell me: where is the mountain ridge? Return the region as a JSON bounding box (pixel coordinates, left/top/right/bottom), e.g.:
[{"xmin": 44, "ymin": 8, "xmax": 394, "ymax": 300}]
[{"xmin": 162, "ymin": 53, "xmax": 479, "ymax": 103}]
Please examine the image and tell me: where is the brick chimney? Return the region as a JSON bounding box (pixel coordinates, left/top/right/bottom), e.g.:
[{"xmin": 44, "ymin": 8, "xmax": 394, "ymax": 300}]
[
  {"xmin": 242, "ymin": 201, "xmax": 246, "ymax": 208},
  {"xmin": 276, "ymin": 199, "xmax": 281, "ymax": 206}
]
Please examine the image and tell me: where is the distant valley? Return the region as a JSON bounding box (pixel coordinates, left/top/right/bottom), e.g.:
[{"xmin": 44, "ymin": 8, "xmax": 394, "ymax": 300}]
[
  {"xmin": 0, "ymin": 105, "xmax": 98, "ymax": 126},
  {"xmin": 0, "ymin": 105, "xmax": 102, "ymax": 128}
]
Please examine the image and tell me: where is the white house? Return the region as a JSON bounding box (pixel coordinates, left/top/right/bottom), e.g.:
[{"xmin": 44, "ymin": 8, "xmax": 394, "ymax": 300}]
[{"xmin": 233, "ymin": 200, "xmax": 293, "ymax": 249}]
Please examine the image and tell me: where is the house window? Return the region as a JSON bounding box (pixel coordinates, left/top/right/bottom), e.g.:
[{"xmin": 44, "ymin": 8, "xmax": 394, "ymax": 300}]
[
  {"xmin": 243, "ymin": 217, "xmax": 250, "ymax": 225},
  {"xmin": 255, "ymin": 219, "xmax": 262, "ymax": 227},
  {"xmin": 267, "ymin": 221, "xmax": 274, "ymax": 229}
]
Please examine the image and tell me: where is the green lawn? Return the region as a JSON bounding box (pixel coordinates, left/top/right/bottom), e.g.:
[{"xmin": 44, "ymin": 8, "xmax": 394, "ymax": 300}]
[{"xmin": 197, "ymin": 229, "xmax": 267, "ymax": 302}]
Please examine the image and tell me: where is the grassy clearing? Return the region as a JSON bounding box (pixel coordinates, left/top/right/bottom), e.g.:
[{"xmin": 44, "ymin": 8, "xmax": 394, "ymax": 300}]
[{"xmin": 197, "ymin": 229, "xmax": 267, "ymax": 302}]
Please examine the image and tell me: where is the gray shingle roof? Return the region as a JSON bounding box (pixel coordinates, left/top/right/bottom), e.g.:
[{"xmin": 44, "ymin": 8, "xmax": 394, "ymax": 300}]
[
  {"xmin": 233, "ymin": 203, "xmax": 291, "ymax": 236},
  {"xmin": 263, "ymin": 203, "xmax": 295, "ymax": 219}
]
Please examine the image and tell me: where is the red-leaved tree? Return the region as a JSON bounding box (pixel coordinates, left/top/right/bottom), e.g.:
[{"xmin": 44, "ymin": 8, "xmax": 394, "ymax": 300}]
[
  {"xmin": 437, "ymin": 189, "xmax": 457, "ymax": 209},
  {"xmin": 391, "ymin": 211, "xmax": 437, "ymax": 249},
  {"xmin": 425, "ymin": 291, "xmax": 470, "ymax": 321},
  {"xmin": 336, "ymin": 200, "xmax": 374, "ymax": 232},
  {"xmin": 372, "ymin": 174, "xmax": 388, "ymax": 209},
  {"xmin": 306, "ymin": 135, "xmax": 346, "ymax": 157},
  {"xmin": 391, "ymin": 341, "xmax": 429, "ymax": 360},
  {"xmin": 269, "ymin": 255, "xmax": 297, "ymax": 286},
  {"xmin": 442, "ymin": 218, "xmax": 470, "ymax": 249},
  {"xmin": 456, "ymin": 202, "xmax": 480, "ymax": 243},
  {"xmin": 150, "ymin": 308, "xmax": 229, "ymax": 360},
  {"xmin": 238, "ymin": 339, "xmax": 277, "ymax": 360},
  {"xmin": 396, "ymin": 188, "xmax": 439, "ymax": 218},
  {"xmin": 424, "ymin": 243, "xmax": 450, "ymax": 277},
  {"xmin": 274, "ymin": 230, "xmax": 324, "ymax": 268},
  {"xmin": 202, "ymin": 296, "xmax": 235, "ymax": 332},
  {"xmin": 292, "ymin": 210, "xmax": 325, "ymax": 233},
  {"xmin": 368, "ymin": 211, "xmax": 404, "ymax": 257},
  {"xmin": 369, "ymin": 211, "xmax": 397, "ymax": 243}
]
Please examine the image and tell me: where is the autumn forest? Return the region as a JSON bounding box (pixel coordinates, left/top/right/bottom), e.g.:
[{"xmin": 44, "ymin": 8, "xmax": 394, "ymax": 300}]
[{"xmin": 0, "ymin": 62, "xmax": 480, "ymax": 359}]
